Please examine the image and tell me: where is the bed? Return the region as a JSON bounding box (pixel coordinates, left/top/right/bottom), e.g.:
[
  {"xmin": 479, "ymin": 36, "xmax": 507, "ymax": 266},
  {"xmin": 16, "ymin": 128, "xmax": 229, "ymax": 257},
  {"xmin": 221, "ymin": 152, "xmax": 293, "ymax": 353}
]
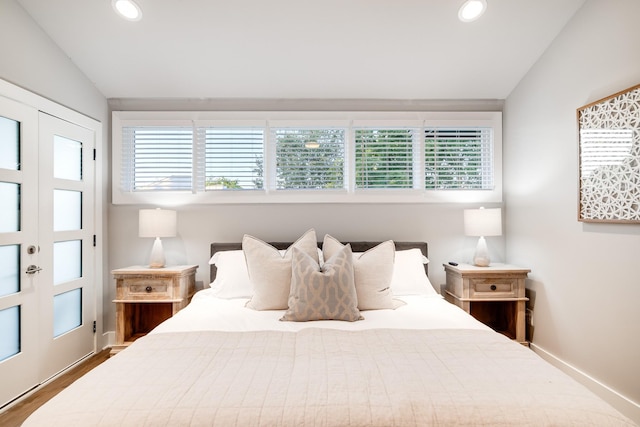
[{"xmin": 22, "ymin": 231, "xmax": 635, "ymax": 426}]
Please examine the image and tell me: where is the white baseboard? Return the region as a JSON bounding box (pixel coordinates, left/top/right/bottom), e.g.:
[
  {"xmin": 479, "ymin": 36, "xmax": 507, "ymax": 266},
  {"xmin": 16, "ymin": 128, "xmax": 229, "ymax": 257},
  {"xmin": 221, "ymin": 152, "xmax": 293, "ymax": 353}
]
[
  {"xmin": 530, "ymin": 342, "xmax": 640, "ymax": 425},
  {"xmin": 102, "ymin": 331, "xmax": 115, "ymax": 350}
]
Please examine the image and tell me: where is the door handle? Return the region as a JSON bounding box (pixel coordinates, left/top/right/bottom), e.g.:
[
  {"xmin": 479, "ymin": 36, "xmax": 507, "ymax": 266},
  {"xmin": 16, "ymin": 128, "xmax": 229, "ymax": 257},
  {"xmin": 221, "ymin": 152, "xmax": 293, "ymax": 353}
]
[{"xmin": 26, "ymin": 265, "xmax": 43, "ymax": 275}]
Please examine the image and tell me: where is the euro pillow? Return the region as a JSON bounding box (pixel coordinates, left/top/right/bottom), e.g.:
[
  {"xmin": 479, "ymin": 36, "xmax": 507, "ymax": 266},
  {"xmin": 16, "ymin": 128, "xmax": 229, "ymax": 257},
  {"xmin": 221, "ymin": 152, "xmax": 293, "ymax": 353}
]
[
  {"xmin": 391, "ymin": 248, "xmax": 437, "ymax": 296},
  {"xmin": 322, "ymin": 235, "xmax": 400, "ymax": 310},
  {"xmin": 281, "ymin": 245, "xmax": 362, "ymax": 322},
  {"xmin": 208, "ymin": 250, "xmax": 252, "ymax": 298},
  {"xmin": 244, "ymin": 228, "xmax": 319, "ymax": 310}
]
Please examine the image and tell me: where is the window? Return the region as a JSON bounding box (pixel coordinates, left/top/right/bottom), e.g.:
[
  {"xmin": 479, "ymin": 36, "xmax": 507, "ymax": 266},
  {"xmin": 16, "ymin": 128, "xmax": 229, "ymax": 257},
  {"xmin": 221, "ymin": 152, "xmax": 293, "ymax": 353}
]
[
  {"xmin": 273, "ymin": 128, "xmax": 345, "ymax": 190},
  {"xmin": 201, "ymin": 127, "xmax": 264, "ymax": 190},
  {"xmin": 355, "ymin": 128, "xmax": 417, "ymax": 189},
  {"xmin": 424, "ymin": 127, "xmax": 493, "ymax": 190},
  {"xmin": 112, "ymin": 111, "xmax": 501, "ymax": 204},
  {"xmin": 121, "ymin": 126, "xmax": 192, "ymax": 191}
]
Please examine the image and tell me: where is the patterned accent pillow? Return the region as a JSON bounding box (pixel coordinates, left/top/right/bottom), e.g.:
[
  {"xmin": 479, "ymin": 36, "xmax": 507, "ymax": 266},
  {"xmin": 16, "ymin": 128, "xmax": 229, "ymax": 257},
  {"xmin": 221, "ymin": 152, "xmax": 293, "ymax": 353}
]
[
  {"xmin": 323, "ymin": 235, "xmax": 399, "ymax": 310},
  {"xmin": 244, "ymin": 229, "xmax": 319, "ymax": 310},
  {"xmin": 281, "ymin": 245, "xmax": 362, "ymax": 322}
]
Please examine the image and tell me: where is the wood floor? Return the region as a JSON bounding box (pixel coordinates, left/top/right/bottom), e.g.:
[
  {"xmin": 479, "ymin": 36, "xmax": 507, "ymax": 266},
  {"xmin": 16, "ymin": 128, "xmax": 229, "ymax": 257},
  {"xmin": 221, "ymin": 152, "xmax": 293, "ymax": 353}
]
[{"xmin": 0, "ymin": 349, "xmax": 110, "ymax": 427}]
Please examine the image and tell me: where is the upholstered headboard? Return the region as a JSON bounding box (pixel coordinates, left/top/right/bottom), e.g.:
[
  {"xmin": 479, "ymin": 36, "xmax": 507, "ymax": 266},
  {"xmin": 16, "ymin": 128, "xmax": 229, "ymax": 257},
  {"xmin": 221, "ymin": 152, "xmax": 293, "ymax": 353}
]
[{"xmin": 209, "ymin": 241, "xmax": 428, "ymax": 283}]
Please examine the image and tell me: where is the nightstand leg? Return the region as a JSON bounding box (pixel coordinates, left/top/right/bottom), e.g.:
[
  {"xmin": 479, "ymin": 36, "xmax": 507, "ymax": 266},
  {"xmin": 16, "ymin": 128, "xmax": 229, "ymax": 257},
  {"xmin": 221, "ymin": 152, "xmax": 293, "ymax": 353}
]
[
  {"xmin": 115, "ymin": 302, "xmax": 125, "ymax": 345},
  {"xmin": 516, "ymin": 300, "xmax": 526, "ymax": 343}
]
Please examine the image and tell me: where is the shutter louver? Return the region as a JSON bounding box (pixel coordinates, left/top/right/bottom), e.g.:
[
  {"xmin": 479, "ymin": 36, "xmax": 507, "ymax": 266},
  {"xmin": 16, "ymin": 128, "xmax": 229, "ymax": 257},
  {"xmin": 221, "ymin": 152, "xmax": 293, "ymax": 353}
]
[
  {"xmin": 355, "ymin": 128, "xmax": 416, "ymax": 189},
  {"xmin": 123, "ymin": 126, "xmax": 193, "ymax": 191},
  {"xmin": 203, "ymin": 128, "xmax": 264, "ymax": 190},
  {"xmin": 273, "ymin": 128, "xmax": 345, "ymax": 190},
  {"xmin": 424, "ymin": 128, "xmax": 493, "ymax": 190}
]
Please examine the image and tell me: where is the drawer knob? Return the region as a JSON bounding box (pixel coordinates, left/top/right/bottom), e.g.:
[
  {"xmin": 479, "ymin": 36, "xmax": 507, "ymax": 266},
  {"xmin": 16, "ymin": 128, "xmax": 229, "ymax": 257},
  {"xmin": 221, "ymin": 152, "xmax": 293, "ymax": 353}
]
[
  {"xmin": 145, "ymin": 286, "xmax": 153, "ymax": 293},
  {"xmin": 490, "ymin": 285, "xmax": 497, "ymax": 291}
]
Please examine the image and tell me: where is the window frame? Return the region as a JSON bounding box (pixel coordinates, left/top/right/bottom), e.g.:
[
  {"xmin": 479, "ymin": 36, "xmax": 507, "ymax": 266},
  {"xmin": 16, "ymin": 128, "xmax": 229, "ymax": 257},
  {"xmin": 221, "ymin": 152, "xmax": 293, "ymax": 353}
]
[{"xmin": 112, "ymin": 111, "xmax": 502, "ymax": 204}]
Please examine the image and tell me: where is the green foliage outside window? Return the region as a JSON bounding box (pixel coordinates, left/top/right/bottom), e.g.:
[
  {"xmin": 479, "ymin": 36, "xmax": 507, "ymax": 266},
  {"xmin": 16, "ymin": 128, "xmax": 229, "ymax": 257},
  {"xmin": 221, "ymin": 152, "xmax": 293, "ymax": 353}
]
[
  {"xmin": 355, "ymin": 129, "xmax": 413, "ymax": 189},
  {"xmin": 275, "ymin": 129, "xmax": 344, "ymax": 190},
  {"xmin": 205, "ymin": 177, "xmax": 242, "ymax": 189}
]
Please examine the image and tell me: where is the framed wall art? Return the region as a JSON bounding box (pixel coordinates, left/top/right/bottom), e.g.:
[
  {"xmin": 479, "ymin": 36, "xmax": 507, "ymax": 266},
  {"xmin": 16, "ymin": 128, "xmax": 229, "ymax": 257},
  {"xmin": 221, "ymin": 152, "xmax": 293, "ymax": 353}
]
[{"xmin": 577, "ymin": 83, "xmax": 640, "ymax": 223}]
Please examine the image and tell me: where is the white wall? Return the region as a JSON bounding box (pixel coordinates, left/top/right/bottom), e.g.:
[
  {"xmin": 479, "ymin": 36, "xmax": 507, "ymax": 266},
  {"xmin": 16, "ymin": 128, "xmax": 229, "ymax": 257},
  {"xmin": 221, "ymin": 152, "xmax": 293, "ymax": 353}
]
[
  {"xmin": 0, "ymin": 0, "xmax": 110, "ymax": 347},
  {"xmin": 503, "ymin": 0, "xmax": 640, "ymax": 422},
  {"xmin": 109, "ymin": 202, "xmax": 505, "ymax": 325},
  {"xmin": 0, "ymin": 1, "xmax": 107, "ymax": 121}
]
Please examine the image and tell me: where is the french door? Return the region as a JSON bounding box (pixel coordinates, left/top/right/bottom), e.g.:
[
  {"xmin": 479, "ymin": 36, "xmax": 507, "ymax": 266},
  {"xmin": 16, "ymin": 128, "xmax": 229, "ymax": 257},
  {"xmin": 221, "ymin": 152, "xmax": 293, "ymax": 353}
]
[{"xmin": 0, "ymin": 97, "xmax": 96, "ymax": 407}]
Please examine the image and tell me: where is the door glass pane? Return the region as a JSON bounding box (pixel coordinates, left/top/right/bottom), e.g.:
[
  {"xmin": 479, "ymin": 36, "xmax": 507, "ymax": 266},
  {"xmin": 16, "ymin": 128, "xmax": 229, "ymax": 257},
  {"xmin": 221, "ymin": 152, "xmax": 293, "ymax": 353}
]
[
  {"xmin": 54, "ymin": 135, "xmax": 82, "ymax": 181},
  {"xmin": 0, "ymin": 306, "xmax": 20, "ymax": 361},
  {"xmin": 0, "ymin": 116, "xmax": 20, "ymax": 171},
  {"xmin": 0, "ymin": 245, "xmax": 20, "ymax": 297},
  {"xmin": 53, "ymin": 289, "xmax": 81, "ymax": 337},
  {"xmin": 53, "ymin": 240, "xmax": 82, "ymax": 285},
  {"xmin": 0, "ymin": 182, "xmax": 20, "ymax": 233},
  {"xmin": 54, "ymin": 190, "xmax": 82, "ymax": 231}
]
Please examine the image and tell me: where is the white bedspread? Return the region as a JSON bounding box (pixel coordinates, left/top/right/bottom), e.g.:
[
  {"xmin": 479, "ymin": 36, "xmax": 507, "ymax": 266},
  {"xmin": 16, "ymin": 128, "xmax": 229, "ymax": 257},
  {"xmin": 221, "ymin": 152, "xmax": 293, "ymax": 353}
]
[
  {"xmin": 152, "ymin": 291, "xmax": 489, "ymax": 334},
  {"xmin": 22, "ymin": 291, "xmax": 635, "ymax": 426}
]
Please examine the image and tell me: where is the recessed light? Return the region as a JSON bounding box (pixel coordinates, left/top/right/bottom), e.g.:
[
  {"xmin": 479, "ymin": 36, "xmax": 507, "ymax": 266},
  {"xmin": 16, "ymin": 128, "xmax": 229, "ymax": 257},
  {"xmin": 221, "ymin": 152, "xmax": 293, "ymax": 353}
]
[
  {"xmin": 112, "ymin": 0, "xmax": 142, "ymax": 22},
  {"xmin": 458, "ymin": 0, "xmax": 487, "ymax": 23}
]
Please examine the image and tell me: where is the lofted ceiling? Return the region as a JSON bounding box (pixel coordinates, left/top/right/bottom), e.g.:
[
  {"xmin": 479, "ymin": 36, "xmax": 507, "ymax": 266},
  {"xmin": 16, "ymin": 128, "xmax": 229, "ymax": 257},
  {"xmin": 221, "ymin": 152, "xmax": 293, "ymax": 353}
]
[{"xmin": 17, "ymin": 0, "xmax": 586, "ymax": 100}]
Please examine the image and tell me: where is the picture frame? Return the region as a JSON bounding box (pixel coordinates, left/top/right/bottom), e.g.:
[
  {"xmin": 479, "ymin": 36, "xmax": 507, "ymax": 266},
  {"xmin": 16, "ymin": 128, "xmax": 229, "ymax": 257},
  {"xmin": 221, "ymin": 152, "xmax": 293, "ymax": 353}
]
[{"xmin": 577, "ymin": 84, "xmax": 640, "ymax": 223}]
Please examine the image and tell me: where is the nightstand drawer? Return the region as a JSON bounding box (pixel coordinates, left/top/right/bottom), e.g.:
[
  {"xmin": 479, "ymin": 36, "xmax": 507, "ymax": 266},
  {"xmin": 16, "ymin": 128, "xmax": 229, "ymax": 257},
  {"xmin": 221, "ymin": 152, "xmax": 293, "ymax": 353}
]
[
  {"xmin": 122, "ymin": 278, "xmax": 173, "ymax": 299},
  {"xmin": 469, "ymin": 278, "xmax": 516, "ymax": 298}
]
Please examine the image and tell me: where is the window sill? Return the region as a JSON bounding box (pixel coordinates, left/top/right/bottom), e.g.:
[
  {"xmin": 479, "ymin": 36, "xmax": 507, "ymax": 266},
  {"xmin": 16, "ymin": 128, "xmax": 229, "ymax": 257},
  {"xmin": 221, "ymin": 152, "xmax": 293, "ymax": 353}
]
[{"xmin": 112, "ymin": 188, "xmax": 501, "ymax": 205}]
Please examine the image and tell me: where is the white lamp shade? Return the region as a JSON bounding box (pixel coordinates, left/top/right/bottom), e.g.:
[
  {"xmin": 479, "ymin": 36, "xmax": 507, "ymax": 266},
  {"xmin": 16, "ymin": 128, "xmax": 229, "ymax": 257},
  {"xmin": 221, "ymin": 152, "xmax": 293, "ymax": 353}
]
[
  {"xmin": 139, "ymin": 209, "xmax": 177, "ymax": 238},
  {"xmin": 464, "ymin": 207, "xmax": 502, "ymax": 237}
]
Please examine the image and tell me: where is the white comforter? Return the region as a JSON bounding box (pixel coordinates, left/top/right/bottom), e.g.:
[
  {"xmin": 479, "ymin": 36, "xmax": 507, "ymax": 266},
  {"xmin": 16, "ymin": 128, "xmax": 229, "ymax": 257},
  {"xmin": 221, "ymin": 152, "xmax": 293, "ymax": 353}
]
[
  {"xmin": 152, "ymin": 291, "xmax": 488, "ymax": 334},
  {"xmin": 22, "ymin": 291, "xmax": 635, "ymax": 426}
]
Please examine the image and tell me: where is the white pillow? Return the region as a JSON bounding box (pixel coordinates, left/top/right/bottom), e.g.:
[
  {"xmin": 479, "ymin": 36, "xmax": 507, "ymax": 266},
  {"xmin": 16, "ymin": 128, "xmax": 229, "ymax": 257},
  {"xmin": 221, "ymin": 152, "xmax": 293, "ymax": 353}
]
[
  {"xmin": 391, "ymin": 248, "xmax": 436, "ymax": 296},
  {"xmin": 208, "ymin": 247, "xmax": 324, "ymax": 300},
  {"xmin": 323, "ymin": 235, "xmax": 401, "ymax": 310},
  {"xmin": 244, "ymin": 229, "xmax": 319, "ymax": 310},
  {"xmin": 208, "ymin": 250, "xmax": 252, "ymax": 298}
]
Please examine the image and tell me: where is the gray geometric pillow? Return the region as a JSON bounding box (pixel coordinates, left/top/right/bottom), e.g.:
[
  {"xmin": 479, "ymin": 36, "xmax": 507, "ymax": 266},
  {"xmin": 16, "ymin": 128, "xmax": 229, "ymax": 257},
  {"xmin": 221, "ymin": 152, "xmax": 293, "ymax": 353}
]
[{"xmin": 281, "ymin": 245, "xmax": 362, "ymax": 322}]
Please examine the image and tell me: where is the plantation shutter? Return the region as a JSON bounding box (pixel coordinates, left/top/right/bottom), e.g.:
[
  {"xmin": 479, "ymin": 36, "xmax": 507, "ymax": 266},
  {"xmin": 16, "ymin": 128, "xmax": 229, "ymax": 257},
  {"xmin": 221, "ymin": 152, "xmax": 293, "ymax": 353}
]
[
  {"xmin": 355, "ymin": 128, "xmax": 416, "ymax": 189},
  {"xmin": 201, "ymin": 127, "xmax": 264, "ymax": 190},
  {"xmin": 121, "ymin": 126, "xmax": 193, "ymax": 191},
  {"xmin": 272, "ymin": 128, "xmax": 345, "ymax": 190},
  {"xmin": 424, "ymin": 127, "xmax": 493, "ymax": 190}
]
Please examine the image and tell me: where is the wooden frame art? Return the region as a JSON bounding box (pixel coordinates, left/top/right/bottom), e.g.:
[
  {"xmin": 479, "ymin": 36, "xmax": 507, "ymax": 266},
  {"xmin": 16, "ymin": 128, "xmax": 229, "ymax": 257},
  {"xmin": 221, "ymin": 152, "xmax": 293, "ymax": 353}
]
[{"xmin": 577, "ymin": 84, "xmax": 640, "ymax": 223}]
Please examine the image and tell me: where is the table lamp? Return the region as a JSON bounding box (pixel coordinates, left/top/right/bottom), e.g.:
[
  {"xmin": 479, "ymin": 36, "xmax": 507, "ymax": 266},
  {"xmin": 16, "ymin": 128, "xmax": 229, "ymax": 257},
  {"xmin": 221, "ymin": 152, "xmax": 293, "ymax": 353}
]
[
  {"xmin": 139, "ymin": 208, "xmax": 177, "ymax": 268},
  {"xmin": 464, "ymin": 207, "xmax": 501, "ymax": 267}
]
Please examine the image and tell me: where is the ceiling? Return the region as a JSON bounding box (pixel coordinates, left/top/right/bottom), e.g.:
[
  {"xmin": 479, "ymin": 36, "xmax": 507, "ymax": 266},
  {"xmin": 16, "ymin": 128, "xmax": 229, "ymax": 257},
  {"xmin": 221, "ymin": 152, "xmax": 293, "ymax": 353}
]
[{"xmin": 17, "ymin": 0, "xmax": 586, "ymax": 100}]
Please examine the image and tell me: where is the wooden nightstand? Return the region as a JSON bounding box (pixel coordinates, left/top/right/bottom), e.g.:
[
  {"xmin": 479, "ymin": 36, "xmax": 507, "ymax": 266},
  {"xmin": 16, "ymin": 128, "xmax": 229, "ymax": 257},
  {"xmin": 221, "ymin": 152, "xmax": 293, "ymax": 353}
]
[
  {"xmin": 443, "ymin": 263, "xmax": 530, "ymax": 345},
  {"xmin": 111, "ymin": 265, "xmax": 198, "ymax": 355}
]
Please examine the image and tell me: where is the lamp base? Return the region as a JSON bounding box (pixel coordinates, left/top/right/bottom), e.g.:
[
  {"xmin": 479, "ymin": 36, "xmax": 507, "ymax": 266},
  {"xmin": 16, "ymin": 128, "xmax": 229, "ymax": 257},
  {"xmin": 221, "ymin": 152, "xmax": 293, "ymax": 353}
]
[
  {"xmin": 472, "ymin": 236, "xmax": 490, "ymax": 267},
  {"xmin": 148, "ymin": 237, "xmax": 166, "ymax": 268}
]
